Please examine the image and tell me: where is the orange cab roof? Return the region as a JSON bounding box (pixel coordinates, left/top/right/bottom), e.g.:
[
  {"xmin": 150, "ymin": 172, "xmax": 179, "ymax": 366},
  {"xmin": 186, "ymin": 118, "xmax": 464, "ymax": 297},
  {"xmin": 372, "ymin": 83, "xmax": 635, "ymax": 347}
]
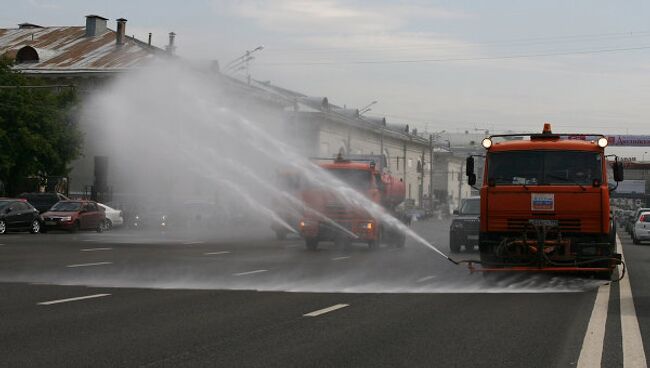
[
  {"xmin": 489, "ymin": 138, "xmax": 603, "ymax": 152},
  {"xmin": 319, "ymin": 162, "xmax": 374, "ymax": 170}
]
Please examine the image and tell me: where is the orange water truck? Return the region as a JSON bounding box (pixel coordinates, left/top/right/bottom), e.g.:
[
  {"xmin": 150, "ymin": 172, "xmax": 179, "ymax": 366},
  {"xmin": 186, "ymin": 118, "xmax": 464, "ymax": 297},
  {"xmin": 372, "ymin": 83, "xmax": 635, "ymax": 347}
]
[{"xmin": 464, "ymin": 124, "xmax": 625, "ymax": 279}]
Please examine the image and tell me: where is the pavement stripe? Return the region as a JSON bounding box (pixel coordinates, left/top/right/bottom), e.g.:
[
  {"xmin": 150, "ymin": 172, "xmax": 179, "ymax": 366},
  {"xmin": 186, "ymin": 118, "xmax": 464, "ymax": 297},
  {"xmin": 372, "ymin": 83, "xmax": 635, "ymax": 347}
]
[
  {"xmin": 577, "ymin": 282, "xmax": 610, "ymax": 368},
  {"xmin": 618, "ymin": 237, "xmax": 648, "ymax": 368},
  {"xmin": 184, "ymin": 241, "xmax": 204, "ymax": 245},
  {"xmin": 80, "ymin": 247, "xmax": 113, "ymax": 252},
  {"xmin": 331, "ymin": 256, "xmax": 351, "ymax": 261},
  {"xmin": 233, "ymin": 269, "xmax": 268, "ymax": 276},
  {"xmin": 37, "ymin": 293, "xmax": 110, "ymax": 306},
  {"xmin": 66, "ymin": 261, "xmax": 113, "ymax": 268},
  {"xmin": 204, "ymin": 251, "xmax": 231, "ymax": 255},
  {"xmin": 416, "ymin": 275, "xmax": 437, "ymax": 283},
  {"xmin": 304, "ymin": 304, "xmax": 350, "ymax": 317}
]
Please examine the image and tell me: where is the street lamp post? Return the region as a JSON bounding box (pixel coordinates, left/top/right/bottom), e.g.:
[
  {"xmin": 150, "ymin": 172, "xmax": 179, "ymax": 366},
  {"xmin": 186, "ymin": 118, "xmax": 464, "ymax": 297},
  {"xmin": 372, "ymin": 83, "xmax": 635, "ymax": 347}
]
[{"xmin": 225, "ymin": 46, "xmax": 264, "ymax": 84}]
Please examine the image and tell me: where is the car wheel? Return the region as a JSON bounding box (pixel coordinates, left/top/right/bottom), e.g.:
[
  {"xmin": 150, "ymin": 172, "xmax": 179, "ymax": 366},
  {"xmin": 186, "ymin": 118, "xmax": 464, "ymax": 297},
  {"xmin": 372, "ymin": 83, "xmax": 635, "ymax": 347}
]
[
  {"xmin": 0, "ymin": 220, "xmax": 5, "ymax": 234},
  {"xmin": 450, "ymin": 236, "xmax": 460, "ymax": 253},
  {"xmin": 96, "ymin": 221, "xmax": 105, "ymax": 233},
  {"xmin": 30, "ymin": 219, "xmax": 40, "ymax": 234},
  {"xmin": 105, "ymin": 219, "xmax": 113, "ymax": 231},
  {"xmin": 305, "ymin": 238, "xmax": 318, "ymax": 251}
]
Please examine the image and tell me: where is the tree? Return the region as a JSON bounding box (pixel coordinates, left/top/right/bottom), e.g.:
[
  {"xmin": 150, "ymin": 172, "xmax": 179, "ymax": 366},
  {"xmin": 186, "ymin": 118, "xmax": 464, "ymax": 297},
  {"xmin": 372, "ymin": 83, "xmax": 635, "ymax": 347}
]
[{"xmin": 0, "ymin": 58, "xmax": 82, "ymax": 195}]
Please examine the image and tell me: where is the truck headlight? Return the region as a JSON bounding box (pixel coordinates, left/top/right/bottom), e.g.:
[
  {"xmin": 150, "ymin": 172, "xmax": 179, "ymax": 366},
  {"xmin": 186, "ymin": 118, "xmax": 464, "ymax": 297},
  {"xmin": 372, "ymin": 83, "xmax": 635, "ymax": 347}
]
[{"xmin": 452, "ymin": 222, "xmax": 463, "ymax": 229}]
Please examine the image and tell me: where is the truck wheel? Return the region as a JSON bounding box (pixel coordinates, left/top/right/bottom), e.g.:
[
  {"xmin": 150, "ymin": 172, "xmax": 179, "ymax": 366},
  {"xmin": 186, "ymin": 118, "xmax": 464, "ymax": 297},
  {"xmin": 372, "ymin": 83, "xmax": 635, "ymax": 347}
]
[
  {"xmin": 394, "ymin": 232, "xmax": 406, "ymax": 248},
  {"xmin": 275, "ymin": 231, "xmax": 287, "ymax": 241},
  {"xmin": 305, "ymin": 238, "xmax": 318, "ymax": 251},
  {"xmin": 450, "ymin": 237, "xmax": 460, "ymax": 253}
]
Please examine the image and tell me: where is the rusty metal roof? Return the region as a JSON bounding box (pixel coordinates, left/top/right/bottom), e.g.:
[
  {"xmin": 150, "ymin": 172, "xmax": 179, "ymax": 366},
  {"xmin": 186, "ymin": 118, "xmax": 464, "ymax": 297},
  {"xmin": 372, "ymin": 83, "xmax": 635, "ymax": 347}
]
[{"xmin": 0, "ymin": 26, "xmax": 163, "ymax": 73}]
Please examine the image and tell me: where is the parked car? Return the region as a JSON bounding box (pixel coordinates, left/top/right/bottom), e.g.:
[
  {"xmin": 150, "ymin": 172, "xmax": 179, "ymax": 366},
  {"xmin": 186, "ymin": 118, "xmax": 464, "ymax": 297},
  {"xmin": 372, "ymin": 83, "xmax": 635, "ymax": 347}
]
[
  {"xmin": 41, "ymin": 200, "xmax": 106, "ymax": 232},
  {"xmin": 0, "ymin": 199, "xmax": 42, "ymax": 234},
  {"xmin": 449, "ymin": 196, "xmax": 480, "ymax": 253},
  {"xmin": 633, "ymin": 211, "xmax": 650, "ymax": 244},
  {"xmin": 19, "ymin": 192, "xmax": 69, "ymax": 213},
  {"xmin": 98, "ymin": 203, "xmax": 123, "ymax": 230}
]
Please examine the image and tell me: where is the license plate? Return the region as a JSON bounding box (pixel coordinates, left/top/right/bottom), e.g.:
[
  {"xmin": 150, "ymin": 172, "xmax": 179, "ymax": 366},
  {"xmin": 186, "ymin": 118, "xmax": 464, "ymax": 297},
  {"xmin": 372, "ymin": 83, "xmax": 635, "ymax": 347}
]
[
  {"xmin": 45, "ymin": 221, "xmax": 56, "ymax": 226},
  {"xmin": 467, "ymin": 235, "xmax": 479, "ymax": 240}
]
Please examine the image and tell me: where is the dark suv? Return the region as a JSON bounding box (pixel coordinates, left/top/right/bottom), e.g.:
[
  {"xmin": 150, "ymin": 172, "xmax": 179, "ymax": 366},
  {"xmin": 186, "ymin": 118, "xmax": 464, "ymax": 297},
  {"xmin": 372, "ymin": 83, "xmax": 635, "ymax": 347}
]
[
  {"xmin": 449, "ymin": 196, "xmax": 480, "ymax": 253},
  {"xmin": 19, "ymin": 192, "xmax": 69, "ymax": 213}
]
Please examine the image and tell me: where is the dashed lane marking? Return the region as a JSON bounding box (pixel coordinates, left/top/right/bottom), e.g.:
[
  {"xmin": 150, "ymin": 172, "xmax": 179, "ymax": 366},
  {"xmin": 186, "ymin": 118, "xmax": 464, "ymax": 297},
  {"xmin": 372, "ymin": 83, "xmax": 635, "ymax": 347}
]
[
  {"xmin": 618, "ymin": 237, "xmax": 647, "ymax": 368},
  {"xmin": 183, "ymin": 241, "xmax": 204, "ymax": 245},
  {"xmin": 331, "ymin": 256, "xmax": 351, "ymax": 261},
  {"xmin": 233, "ymin": 269, "xmax": 268, "ymax": 276},
  {"xmin": 204, "ymin": 251, "xmax": 231, "ymax": 255},
  {"xmin": 38, "ymin": 294, "xmax": 110, "ymax": 306},
  {"xmin": 80, "ymin": 247, "xmax": 113, "ymax": 252},
  {"xmin": 66, "ymin": 262, "xmax": 113, "ymax": 268},
  {"xmin": 304, "ymin": 304, "xmax": 350, "ymax": 317},
  {"xmin": 416, "ymin": 275, "xmax": 437, "ymax": 283}
]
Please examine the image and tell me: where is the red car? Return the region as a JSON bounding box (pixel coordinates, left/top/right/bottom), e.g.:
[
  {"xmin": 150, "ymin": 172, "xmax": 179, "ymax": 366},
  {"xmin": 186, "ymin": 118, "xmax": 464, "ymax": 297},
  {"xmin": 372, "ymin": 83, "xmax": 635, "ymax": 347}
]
[{"xmin": 42, "ymin": 200, "xmax": 106, "ymax": 232}]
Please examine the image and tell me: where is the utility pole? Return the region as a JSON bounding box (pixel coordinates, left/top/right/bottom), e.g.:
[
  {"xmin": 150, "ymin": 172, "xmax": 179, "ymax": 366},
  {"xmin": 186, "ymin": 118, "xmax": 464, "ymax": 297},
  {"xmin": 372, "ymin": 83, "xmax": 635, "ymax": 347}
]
[{"xmin": 429, "ymin": 134, "xmax": 434, "ymax": 212}]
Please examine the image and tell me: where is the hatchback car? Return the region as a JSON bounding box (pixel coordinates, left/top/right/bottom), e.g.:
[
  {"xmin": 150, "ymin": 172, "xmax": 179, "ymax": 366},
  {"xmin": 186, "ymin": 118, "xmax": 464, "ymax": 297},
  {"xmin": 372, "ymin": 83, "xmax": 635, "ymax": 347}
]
[
  {"xmin": 0, "ymin": 199, "xmax": 42, "ymax": 234},
  {"xmin": 42, "ymin": 200, "xmax": 106, "ymax": 232},
  {"xmin": 633, "ymin": 211, "xmax": 650, "ymax": 244}
]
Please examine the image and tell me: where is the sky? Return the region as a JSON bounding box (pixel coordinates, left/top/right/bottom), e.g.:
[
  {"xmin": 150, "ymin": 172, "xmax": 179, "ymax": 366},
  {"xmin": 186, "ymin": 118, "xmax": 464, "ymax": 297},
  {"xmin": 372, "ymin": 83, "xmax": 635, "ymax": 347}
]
[{"xmin": 3, "ymin": 0, "xmax": 650, "ymax": 138}]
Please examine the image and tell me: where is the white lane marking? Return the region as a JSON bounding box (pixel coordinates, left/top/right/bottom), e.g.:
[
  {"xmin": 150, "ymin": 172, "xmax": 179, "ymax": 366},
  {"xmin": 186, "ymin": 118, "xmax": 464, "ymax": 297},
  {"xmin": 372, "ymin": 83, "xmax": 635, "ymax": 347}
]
[
  {"xmin": 576, "ymin": 283, "xmax": 610, "ymax": 368},
  {"xmin": 416, "ymin": 275, "xmax": 437, "ymax": 283},
  {"xmin": 80, "ymin": 247, "xmax": 113, "ymax": 252},
  {"xmin": 618, "ymin": 237, "xmax": 648, "ymax": 368},
  {"xmin": 233, "ymin": 269, "xmax": 268, "ymax": 276},
  {"xmin": 66, "ymin": 261, "xmax": 113, "ymax": 268},
  {"xmin": 38, "ymin": 293, "xmax": 110, "ymax": 306},
  {"xmin": 331, "ymin": 256, "xmax": 351, "ymax": 261},
  {"xmin": 184, "ymin": 241, "xmax": 204, "ymax": 245},
  {"xmin": 204, "ymin": 251, "xmax": 231, "ymax": 255},
  {"xmin": 304, "ymin": 304, "xmax": 350, "ymax": 317},
  {"xmin": 82, "ymin": 240, "xmax": 100, "ymax": 242}
]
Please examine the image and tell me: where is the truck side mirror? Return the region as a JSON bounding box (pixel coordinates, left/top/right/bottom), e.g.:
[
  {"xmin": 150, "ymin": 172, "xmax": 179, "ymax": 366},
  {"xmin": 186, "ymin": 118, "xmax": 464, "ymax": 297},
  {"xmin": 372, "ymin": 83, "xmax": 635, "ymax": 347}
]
[
  {"xmin": 468, "ymin": 173, "xmax": 476, "ymax": 186},
  {"xmin": 466, "ymin": 156, "xmax": 474, "ymax": 177},
  {"xmin": 613, "ymin": 161, "xmax": 624, "ymax": 182}
]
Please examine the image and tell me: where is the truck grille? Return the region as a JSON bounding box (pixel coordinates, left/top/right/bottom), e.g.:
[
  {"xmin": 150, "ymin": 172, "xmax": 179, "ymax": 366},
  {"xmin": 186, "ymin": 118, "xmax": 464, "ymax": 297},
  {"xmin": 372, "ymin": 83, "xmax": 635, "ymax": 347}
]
[{"xmin": 507, "ymin": 218, "xmax": 581, "ymax": 232}]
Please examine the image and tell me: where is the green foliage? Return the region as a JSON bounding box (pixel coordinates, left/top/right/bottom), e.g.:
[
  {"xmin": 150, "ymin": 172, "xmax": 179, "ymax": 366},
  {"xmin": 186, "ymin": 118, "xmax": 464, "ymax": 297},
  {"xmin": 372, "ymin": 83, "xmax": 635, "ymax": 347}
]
[{"xmin": 0, "ymin": 58, "xmax": 82, "ymax": 195}]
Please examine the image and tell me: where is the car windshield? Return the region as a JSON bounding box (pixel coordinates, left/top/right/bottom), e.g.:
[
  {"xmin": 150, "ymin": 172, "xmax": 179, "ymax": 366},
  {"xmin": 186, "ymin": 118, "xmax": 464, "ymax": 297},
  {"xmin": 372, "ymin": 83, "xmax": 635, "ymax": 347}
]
[
  {"xmin": 460, "ymin": 199, "xmax": 480, "ymax": 215},
  {"xmin": 328, "ymin": 169, "xmax": 371, "ymax": 190},
  {"xmin": 50, "ymin": 202, "xmax": 82, "ymax": 212},
  {"xmin": 0, "ymin": 201, "xmax": 11, "ymax": 210},
  {"xmin": 488, "ymin": 150, "xmax": 603, "ymax": 186}
]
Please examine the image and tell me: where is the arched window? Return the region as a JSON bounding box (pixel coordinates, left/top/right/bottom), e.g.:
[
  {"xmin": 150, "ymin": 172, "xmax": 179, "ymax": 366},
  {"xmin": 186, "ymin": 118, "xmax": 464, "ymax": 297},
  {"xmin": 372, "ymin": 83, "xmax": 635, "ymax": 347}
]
[{"xmin": 15, "ymin": 46, "xmax": 39, "ymax": 64}]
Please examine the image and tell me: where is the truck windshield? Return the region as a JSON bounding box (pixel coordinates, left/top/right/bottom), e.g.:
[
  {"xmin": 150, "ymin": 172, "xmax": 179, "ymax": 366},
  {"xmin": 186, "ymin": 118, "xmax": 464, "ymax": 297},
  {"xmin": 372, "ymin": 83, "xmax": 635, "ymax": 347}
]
[
  {"xmin": 460, "ymin": 199, "xmax": 480, "ymax": 215},
  {"xmin": 328, "ymin": 169, "xmax": 371, "ymax": 190},
  {"xmin": 488, "ymin": 151, "xmax": 603, "ymax": 186}
]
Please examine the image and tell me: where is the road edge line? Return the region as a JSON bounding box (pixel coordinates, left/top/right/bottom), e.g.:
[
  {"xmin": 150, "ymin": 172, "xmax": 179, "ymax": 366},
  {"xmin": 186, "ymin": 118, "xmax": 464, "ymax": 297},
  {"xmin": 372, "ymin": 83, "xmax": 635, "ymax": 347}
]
[{"xmin": 617, "ymin": 236, "xmax": 648, "ymax": 368}]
